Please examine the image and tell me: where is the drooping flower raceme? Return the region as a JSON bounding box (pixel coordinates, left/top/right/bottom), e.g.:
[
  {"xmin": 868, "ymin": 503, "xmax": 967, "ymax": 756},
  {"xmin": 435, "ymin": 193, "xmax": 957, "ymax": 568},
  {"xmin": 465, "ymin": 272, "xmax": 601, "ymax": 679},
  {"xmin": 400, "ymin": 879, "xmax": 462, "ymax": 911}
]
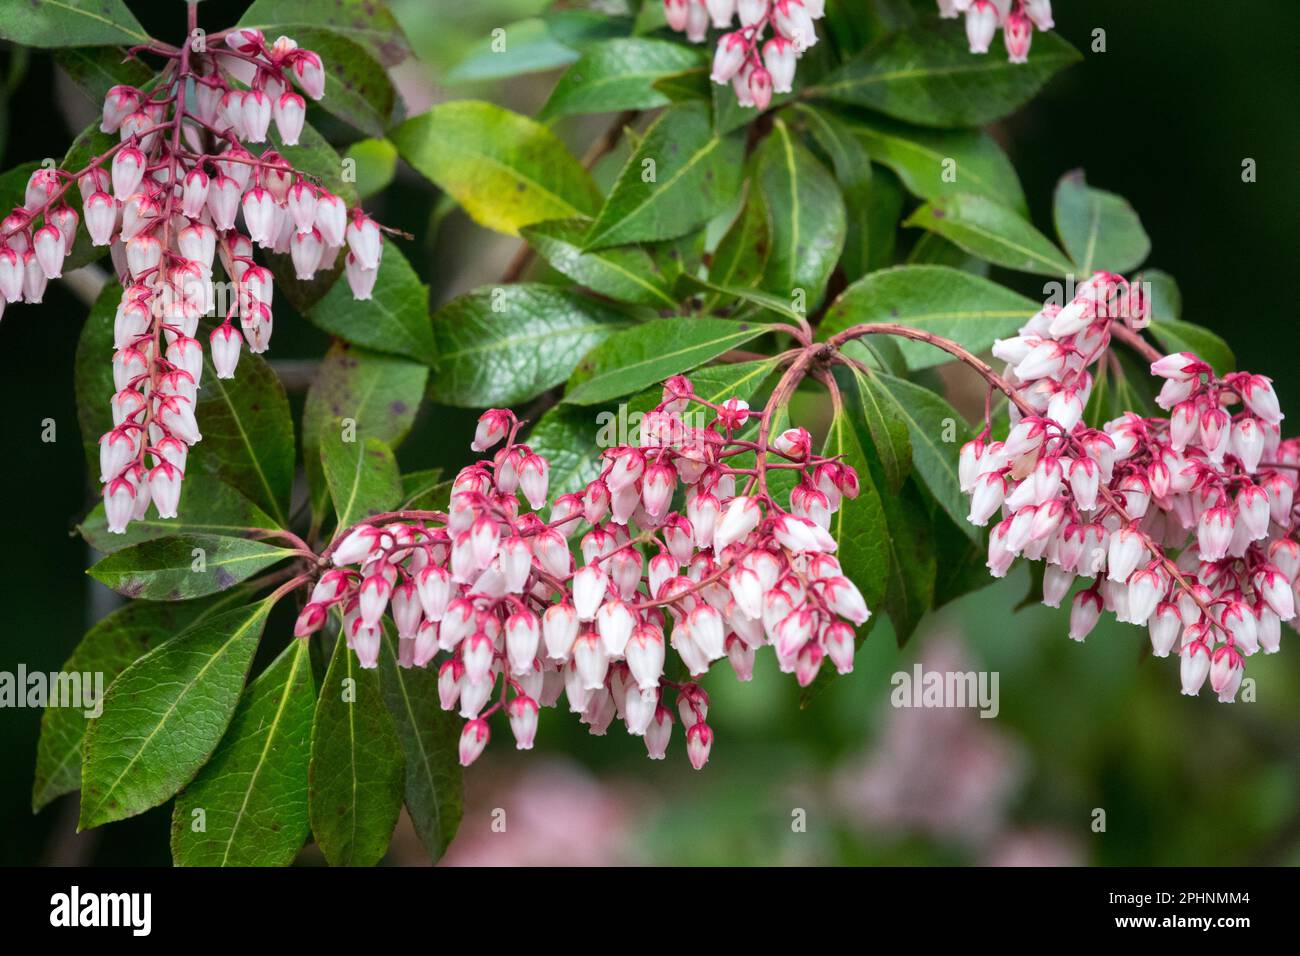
[
  {"xmin": 962, "ymin": 271, "xmax": 1294, "ymax": 702},
  {"xmin": 938, "ymin": 0, "xmax": 1055, "ymax": 62},
  {"xmin": 296, "ymin": 374, "xmax": 871, "ymax": 769},
  {"xmin": 666, "ymin": 0, "xmax": 825, "ymax": 109},
  {"xmin": 0, "ymin": 28, "xmax": 390, "ymax": 535}
]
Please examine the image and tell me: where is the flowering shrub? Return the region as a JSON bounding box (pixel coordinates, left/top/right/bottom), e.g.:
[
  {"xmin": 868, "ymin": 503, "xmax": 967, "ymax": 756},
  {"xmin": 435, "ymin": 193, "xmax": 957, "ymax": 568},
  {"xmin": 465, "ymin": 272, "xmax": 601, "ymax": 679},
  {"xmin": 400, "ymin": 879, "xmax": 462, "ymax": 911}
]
[{"xmin": 5, "ymin": 0, "xmax": 1282, "ymax": 867}]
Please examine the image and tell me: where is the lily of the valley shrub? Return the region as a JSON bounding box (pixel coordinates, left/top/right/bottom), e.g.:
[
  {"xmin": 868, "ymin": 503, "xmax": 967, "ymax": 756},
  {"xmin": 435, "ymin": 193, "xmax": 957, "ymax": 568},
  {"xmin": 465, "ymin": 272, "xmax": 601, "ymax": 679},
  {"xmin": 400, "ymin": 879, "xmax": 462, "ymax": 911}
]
[{"xmin": 5, "ymin": 0, "xmax": 1285, "ymax": 867}]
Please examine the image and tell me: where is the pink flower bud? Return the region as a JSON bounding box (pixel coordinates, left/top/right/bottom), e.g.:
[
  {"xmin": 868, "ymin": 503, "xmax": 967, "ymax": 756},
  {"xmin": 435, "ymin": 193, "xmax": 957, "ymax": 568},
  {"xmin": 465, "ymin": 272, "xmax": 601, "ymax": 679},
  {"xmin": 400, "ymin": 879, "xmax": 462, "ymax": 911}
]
[
  {"xmin": 686, "ymin": 721, "xmax": 713, "ymax": 770},
  {"xmin": 458, "ymin": 718, "xmax": 490, "ymax": 766},
  {"xmin": 965, "ymin": 0, "xmax": 999, "ymax": 54}
]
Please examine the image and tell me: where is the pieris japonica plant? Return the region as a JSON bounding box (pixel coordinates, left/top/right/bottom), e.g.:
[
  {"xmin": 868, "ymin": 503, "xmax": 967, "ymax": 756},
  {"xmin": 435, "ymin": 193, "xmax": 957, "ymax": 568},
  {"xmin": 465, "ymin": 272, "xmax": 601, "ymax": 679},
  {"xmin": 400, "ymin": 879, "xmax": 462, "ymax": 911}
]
[{"xmin": 8, "ymin": 0, "xmax": 1286, "ymax": 868}]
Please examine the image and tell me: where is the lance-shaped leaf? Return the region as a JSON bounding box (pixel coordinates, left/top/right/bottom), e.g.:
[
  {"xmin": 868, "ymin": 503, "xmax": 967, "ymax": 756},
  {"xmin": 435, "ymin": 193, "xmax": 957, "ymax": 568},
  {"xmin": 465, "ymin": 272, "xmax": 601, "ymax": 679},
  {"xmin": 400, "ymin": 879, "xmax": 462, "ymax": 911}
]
[
  {"xmin": 563, "ymin": 317, "xmax": 766, "ymax": 405},
  {"xmin": 1053, "ymin": 169, "xmax": 1151, "ymax": 275},
  {"xmin": 55, "ymin": 45, "xmax": 153, "ymax": 105},
  {"xmin": 521, "ymin": 219, "xmax": 678, "ymax": 308},
  {"xmin": 835, "ymin": 365, "xmax": 912, "ymax": 493},
  {"xmin": 825, "ymin": 109, "xmax": 1026, "ymax": 214},
  {"xmin": 821, "ymin": 406, "xmax": 891, "ymax": 614},
  {"xmin": 377, "ymin": 627, "xmax": 463, "ymax": 863},
  {"xmin": 88, "ymin": 534, "xmax": 294, "ymax": 601},
  {"xmin": 308, "ymin": 246, "xmax": 435, "ymax": 364},
  {"xmin": 78, "ymin": 474, "xmax": 279, "ymax": 555},
  {"xmin": 237, "ymin": 0, "xmax": 414, "ymax": 66},
  {"xmin": 875, "ymin": 374, "xmax": 977, "ymax": 542},
  {"xmin": 541, "ymin": 37, "xmax": 704, "ymax": 119},
  {"xmin": 789, "ymin": 105, "xmax": 874, "ymax": 282},
  {"xmin": 302, "ymin": 344, "xmax": 428, "ymax": 523},
  {"xmin": 754, "ymin": 118, "xmax": 847, "ymax": 310},
  {"xmin": 583, "ymin": 102, "xmax": 744, "ymax": 250},
  {"xmin": 390, "ymin": 100, "xmax": 600, "ymax": 236},
  {"xmin": 0, "ymin": 0, "xmax": 149, "ymax": 47},
  {"xmin": 429, "ymin": 284, "xmax": 633, "ymax": 407},
  {"xmin": 818, "ymin": 265, "xmax": 1038, "ymax": 371},
  {"xmin": 195, "ymin": 348, "xmax": 295, "ymax": 528},
  {"xmin": 875, "ymin": 478, "xmax": 937, "ymax": 646},
  {"xmin": 707, "ymin": 186, "xmax": 771, "ymax": 298},
  {"xmin": 905, "ymin": 194, "xmax": 1073, "ymax": 277},
  {"xmin": 78, "ymin": 600, "xmax": 274, "ymax": 829},
  {"xmin": 810, "ymin": 21, "xmax": 1080, "ymax": 127},
  {"xmin": 399, "ymin": 469, "xmax": 451, "ymax": 511},
  {"xmin": 32, "ymin": 587, "xmax": 256, "ymax": 812},
  {"xmin": 171, "ymin": 637, "xmax": 316, "ymax": 867},
  {"xmin": 322, "ymin": 436, "xmax": 402, "ymax": 534},
  {"xmin": 309, "ymin": 632, "xmax": 406, "ymax": 867}
]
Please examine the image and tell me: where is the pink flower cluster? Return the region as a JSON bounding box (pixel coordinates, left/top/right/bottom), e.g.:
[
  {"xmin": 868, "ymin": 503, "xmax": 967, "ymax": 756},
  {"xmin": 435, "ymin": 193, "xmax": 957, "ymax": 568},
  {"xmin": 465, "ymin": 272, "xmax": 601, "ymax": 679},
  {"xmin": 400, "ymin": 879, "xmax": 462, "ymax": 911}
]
[
  {"xmin": 296, "ymin": 375, "xmax": 872, "ymax": 769},
  {"xmin": 0, "ymin": 28, "xmax": 391, "ymax": 534},
  {"xmin": 938, "ymin": 0, "xmax": 1054, "ymax": 62},
  {"xmin": 963, "ymin": 271, "xmax": 1295, "ymax": 701},
  {"xmin": 665, "ymin": 0, "xmax": 824, "ymax": 109}
]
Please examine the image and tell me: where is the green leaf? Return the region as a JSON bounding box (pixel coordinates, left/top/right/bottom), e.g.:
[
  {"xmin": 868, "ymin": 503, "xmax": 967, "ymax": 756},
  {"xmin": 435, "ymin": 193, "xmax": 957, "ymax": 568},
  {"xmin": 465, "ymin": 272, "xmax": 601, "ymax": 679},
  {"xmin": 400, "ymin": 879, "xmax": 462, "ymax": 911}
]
[
  {"xmin": 583, "ymin": 102, "xmax": 744, "ymax": 250},
  {"xmin": 302, "ymin": 344, "xmax": 428, "ymax": 524},
  {"xmin": 1150, "ymin": 319, "xmax": 1235, "ymax": 376},
  {"xmin": 818, "ymin": 265, "xmax": 1038, "ymax": 371},
  {"xmin": 836, "ymin": 365, "xmax": 911, "ymax": 492},
  {"xmin": 377, "ymin": 628, "xmax": 462, "ymax": 863},
  {"xmin": 32, "ymin": 588, "xmax": 255, "ymax": 812},
  {"xmin": 0, "ymin": 0, "xmax": 149, "ymax": 48},
  {"xmin": 789, "ymin": 104, "xmax": 874, "ymax": 282},
  {"xmin": 827, "ymin": 109, "xmax": 1026, "ymax": 213},
  {"xmin": 707, "ymin": 186, "xmax": 771, "ymax": 297},
  {"xmin": 822, "ymin": 404, "xmax": 891, "ymax": 614},
  {"xmin": 79, "ymin": 600, "xmax": 273, "ymax": 829},
  {"xmin": 875, "ymin": 478, "xmax": 937, "ymax": 645},
  {"xmin": 171, "ymin": 637, "xmax": 316, "ymax": 866},
  {"xmin": 399, "ymin": 469, "xmax": 450, "ymax": 511},
  {"xmin": 563, "ymin": 317, "xmax": 766, "ymax": 405},
  {"xmin": 446, "ymin": 11, "xmax": 629, "ymax": 83},
  {"xmin": 390, "ymin": 101, "xmax": 600, "ymax": 236},
  {"xmin": 1140, "ymin": 268, "xmax": 1181, "ymax": 320},
  {"xmin": 54, "ymin": 45, "xmax": 152, "ymax": 105},
  {"xmin": 681, "ymin": 276, "xmax": 806, "ymax": 325},
  {"xmin": 287, "ymin": 28, "xmax": 394, "ymax": 136},
  {"xmin": 876, "ymin": 373, "xmax": 977, "ymax": 542},
  {"xmin": 810, "ymin": 21, "xmax": 1080, "ymax": 127},
  {"xmin": 1052, "ymin": 168, "xmax": 1151, "ymax": 275},
  {"xmin": 522, "ymin": 218, "xmax": 677, "ymax": 308},
  {"xmin": 905, "ymin": 194, "xmax": 1073, "ymax": 277},
  {"xmin": 863, "ymin": 164, "xmax": 904, "ymax": 274},
  {"xmin": 78, "ymin": 474, "xmax": 279, "ymax": 555},
  {"xmin": 88, "ymin": 534, "xmax": 294, "ymax": 601},
  {"xmin": 269, "ymin": 117, "xmax": 357, "ymax": 206},
  {"xmin": 541, "ymin": 37, "xmax": 703, "ymax": 119},
  {"xmin": 429, "ymin": 284, "xmax": 633, "ymax": 407},
  {"xmin": 344, "ymin": 137, "xmax": 398, "ymax": 199},
  {"xmin": 237, "ymin": 0, "xmax": 413, "ymax": 66},
  {"xmin": 309, "ymin": 632, "xmax": 406, "ymax": 867},
  {"xmin": 754, "ymin": 118, "xmax": 847, "ymax": 309},
  {"xmin": 322, "ymin": 436, "xmax": 402, "ymax": 534},
  {"xmin": 308, "ymin": 245, "xmax": 435, "ymax": 364},
  {"xmin": 195, "ymin": 348, "xmax": 295, "ymax": 527}
]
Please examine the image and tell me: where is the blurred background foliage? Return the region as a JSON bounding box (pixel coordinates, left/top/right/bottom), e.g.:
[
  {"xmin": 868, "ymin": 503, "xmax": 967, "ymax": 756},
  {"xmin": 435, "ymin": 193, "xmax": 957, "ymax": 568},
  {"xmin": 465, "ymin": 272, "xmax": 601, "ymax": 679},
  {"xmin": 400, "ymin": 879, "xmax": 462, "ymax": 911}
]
[{"xmin": 1, "ymin": 0, "xmax": 1298, "ymax": 865}]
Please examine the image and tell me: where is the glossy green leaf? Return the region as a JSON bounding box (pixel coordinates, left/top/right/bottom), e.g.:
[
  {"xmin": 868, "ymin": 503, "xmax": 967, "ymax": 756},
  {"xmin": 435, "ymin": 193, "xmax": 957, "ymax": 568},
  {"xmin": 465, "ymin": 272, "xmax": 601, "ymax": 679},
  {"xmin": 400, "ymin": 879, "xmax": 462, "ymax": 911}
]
[
  {"xmin": 876, "ymin": 373, "xmax": 977, "ymax": 542},
  {"xmin": 790, "ymin": 104, "xmax": 874, "ymax": 282},
  {"xmin": 32, "ymin": 587, "xmax": 255, "ymax": 812},
  {"xmin": 377, "ymin": 627, "xmax": 463, "ymax": 863},
  {"xmin": 237, "ymin": 0, "xmax": 413, "ymax": 66},
  {"xmin": 302, "ymin": 343, "xmax": 428, "ymax": 523},
  {"xmin": 429, "ymin": 284, "xmax": 633, "ymax": 407},
  {"xmin": 754, "ymin": 118, "xmax": 846, "ymax": 309},
  {"xmin": 78, "ymin": 474, "xmax": 279, "ymax": 555},
  {"xmin": 681, "ymin": 276, "xmax": 806, "ymax": 325},
  {"xmin": 707, "ymin": 186, "xmax": 771, "ymax": 297},
  {"xmin": 171, "ymin": 637, "xmax": 316, "ymax": 867},
  {"xmin": 446, "ymin": 11, "xmax": 630, "ymax": 83},
  {"xmin": 583, "ymin": 102, "xmax": 744, "ymax": 250},
  {"xmin": 282, "ymin": 27, "xmax": 395, "ymax": 136},
  {"xmin": 390, "ymin": 100, "xmax": 600, "ymax": 236},
  {"xmin": 88, "ymin": 534, "xmax": 294, "ymax": 601},
  {"xmin": 822, "ymin": 406, "xmax": 891, "ymax": 614},
  {"xmin": 1052, "ymin": 168, "xmax": 1151, "ymax": 275},
  {"xmin": 563, "ymin": 317, "xmax": 766, "ymax": 405},
  {"xmin": 541, "ymin": 37, "xmax": 703, "ymax": 119},
  {"xmin": 810, "ymin": 21, "xmax": 1080, "ymax": 127},
  {"xmin": 0, "ymin": 0, "xmax": 149, "ymax": 47},
  {"xmin": 818, "ymin": 265, "xmax": 1038, "ymax": 371},
  {"xmin": 79, "ymin": 600, "xmax": 273, "ymax": 829},
  {"xmin": 905, "ymin": 194, "xmax": 1073, "ymax": 277},
  {"xmin": 875, "ymin": 477, "xmax": 937, "ymax": 645},
  {"xmin": 399, "ymin": 469, "xmax": 451, "ymax": 511},
  {"xmin": 322, "ymin": 436, "xmax": 402, "ymax": 534},
  {"xmin": 836, "ymin": 365, "xmax": 912, "ymax": 493},
  {"xmin": 343, "ymin": 138, "xmax": 398, "ymax": 200},
  {"xmin": 195, "ymin": 348, "xmax": 295, "ymax": 527},
  {"xmin": 308, "ymin": 245, "xmax": 435, "ymax": 364},
  {"xmin": 54, "ymin": 45, "xmax": 152, "ymax": 105},
  {"xmin": 829, "ymin": 109, "xmax": 1026, "ymax": 213},
  {"xmin": 309, "ymin": 632, "xmax": 406, "ymax": 867},
  {"xmin": 522, "ymin": 218, "xmax": 677, "ymax": 308}
]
